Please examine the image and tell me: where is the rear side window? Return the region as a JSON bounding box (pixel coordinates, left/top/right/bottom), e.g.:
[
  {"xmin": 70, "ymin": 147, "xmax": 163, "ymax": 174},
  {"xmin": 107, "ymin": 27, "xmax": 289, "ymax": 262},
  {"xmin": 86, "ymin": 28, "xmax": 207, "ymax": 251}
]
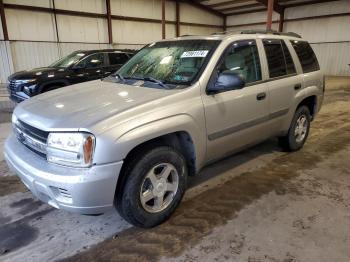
[
  {"xmin": 108, "ymin": 53, "xmax": 129, "ymax": 65},
  {"xmin": 290, "ymin": 40, "xmax": 319, "ymax": 73},
  {"xmin": 263, "ymin": 39, "xmax": 296, "ymax": 78}
]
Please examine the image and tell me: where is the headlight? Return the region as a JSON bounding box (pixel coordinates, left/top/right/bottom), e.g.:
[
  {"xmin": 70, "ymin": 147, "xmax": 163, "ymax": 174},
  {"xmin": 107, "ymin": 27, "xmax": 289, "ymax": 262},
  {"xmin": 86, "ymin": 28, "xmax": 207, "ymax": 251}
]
[
  {"xmin": 47, "ymin": 132, "xmax": 95, "ymax": 168},
  {"xmin": 15, "ymin": 79, "xmax": 36, "ymax": 84},
  {"xmin": 12, "ymin": 113, "xmax": 18, "ymax": 125},
  {"xmin": 23, "ymin": 84, "xmax": 36, "ymax": 94},
  {"xmin": 12, "ymin": 114, "xmax": 18, "ymax": 131}
]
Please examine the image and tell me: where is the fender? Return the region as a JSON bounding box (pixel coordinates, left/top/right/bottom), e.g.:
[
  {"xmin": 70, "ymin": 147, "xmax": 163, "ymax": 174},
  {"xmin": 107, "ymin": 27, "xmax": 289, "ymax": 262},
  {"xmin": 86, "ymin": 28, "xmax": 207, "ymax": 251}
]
[
  {"xmin": 38, "ymin": 79, "xmax": 70, "ymax": 93},
  {"xmin": 94, "ymin": 114, "xmax": 207, "ymax": 171}
]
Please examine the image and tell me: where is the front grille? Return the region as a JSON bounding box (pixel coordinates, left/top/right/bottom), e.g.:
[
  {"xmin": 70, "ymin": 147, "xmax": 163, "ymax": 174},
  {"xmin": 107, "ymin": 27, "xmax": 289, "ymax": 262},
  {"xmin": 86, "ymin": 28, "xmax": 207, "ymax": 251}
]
[
  {"xmin": 17, "ymin": 120, "xmax": 48, "ymax": 143},
  {"xmin": 9, "ymin": 81, "xmax": 16, "ymax": 92},
  {"xmin": 14, "ymin": 120, "xmax": 49, "ymax": 158}
]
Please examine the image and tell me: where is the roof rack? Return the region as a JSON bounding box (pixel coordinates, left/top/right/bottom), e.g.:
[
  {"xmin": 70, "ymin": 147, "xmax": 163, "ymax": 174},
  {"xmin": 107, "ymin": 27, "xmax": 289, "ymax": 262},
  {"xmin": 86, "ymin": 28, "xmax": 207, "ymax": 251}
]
[
  {"xmin": 241, "ymin": 29, "xmax": 302, "ymax": 38},
  {"xmin": 211, "ymin": 29, "xmax": 301, "ymax": 39}
]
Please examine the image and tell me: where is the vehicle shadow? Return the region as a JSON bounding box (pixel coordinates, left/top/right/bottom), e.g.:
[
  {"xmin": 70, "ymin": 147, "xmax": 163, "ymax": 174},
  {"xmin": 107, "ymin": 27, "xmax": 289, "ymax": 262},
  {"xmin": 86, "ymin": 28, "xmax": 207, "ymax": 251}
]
[
  {"xmin": 188, "ymin": 138, "xmax": 283, "ymax": 189},
  {"xmin": 63, "ymin": 123, "xmax": 350, "ymax": 262}
]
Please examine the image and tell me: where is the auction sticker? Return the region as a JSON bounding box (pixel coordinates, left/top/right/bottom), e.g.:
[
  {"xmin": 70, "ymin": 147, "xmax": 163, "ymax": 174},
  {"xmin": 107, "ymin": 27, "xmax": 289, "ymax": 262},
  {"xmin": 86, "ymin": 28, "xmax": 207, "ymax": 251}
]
[{"xmin": 181, "ymin": 50, "xmax": 209, "ymax": 58}]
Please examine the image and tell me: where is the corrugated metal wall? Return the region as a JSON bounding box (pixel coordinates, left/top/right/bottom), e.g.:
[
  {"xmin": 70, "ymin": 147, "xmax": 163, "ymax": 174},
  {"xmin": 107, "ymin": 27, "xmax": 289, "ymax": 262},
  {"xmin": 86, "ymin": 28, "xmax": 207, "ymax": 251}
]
[
  {"xmin": 226, "ymin": 0, "xmax": 350, "ymax": 76},
  {"xmin": 0, "ymin": 42, "xmax": 13, "ymax": 83},
  {"xmin": 284, "ymin": 0, "xmax": 350, "ymax": 76},
  {"xmin": 0, "ymin": 0, "xmax": 223, "ymax": 83}
]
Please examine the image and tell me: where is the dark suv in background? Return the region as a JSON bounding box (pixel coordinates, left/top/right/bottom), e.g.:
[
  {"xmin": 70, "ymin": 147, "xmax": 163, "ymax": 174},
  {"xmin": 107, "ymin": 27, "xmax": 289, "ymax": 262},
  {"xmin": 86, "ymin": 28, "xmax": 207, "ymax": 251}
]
[{"xmin": 7, "ymin": 49, "xmax": 134, "ymax": 102}]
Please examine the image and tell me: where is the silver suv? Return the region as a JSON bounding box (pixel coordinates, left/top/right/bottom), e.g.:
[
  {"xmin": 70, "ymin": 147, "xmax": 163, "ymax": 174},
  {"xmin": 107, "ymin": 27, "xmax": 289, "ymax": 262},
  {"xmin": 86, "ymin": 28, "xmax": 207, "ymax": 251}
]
[{"xmin": 4, "ymin": 30, "xmax": 324, "ymax": 227}]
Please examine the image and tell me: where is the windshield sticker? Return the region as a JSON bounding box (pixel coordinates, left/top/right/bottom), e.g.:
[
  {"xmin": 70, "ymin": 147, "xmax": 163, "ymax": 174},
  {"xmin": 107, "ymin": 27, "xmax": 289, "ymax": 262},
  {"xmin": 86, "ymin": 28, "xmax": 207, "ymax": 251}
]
[{"xmin": 181, "ymin": 50, "xmax": 209, "ymax": 58}]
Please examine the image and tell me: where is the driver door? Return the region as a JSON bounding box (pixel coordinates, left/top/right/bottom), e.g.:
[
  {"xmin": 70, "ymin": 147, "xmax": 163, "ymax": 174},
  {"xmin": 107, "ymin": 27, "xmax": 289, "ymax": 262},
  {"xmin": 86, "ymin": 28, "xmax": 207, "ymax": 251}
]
[
  {"xmin": 71, "ymin": 53, "xmax": 105, "ymax": 83},
  {"xmin": 202, "ymin": 39, "xmax": 271, "ymax": 162}
]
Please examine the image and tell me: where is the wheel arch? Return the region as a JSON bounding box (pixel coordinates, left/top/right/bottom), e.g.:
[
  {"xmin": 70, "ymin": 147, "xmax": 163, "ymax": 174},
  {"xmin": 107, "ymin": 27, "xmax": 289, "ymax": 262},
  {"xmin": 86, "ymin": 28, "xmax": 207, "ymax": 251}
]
[
  {"xmin": 114, "ymin": 130, "xmax": 198, "ymax": 206},
  {"xmin": 39, "ymin": 80, "xmax": 69, "ymax": 93}
]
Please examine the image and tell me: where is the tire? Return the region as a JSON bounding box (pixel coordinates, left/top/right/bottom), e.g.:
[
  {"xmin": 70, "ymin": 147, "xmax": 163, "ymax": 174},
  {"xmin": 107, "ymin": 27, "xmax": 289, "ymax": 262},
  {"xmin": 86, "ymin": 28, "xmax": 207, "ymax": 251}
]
[
  {"xmin": 278, "ymin": 105, "xmax": 311, "ymax": 151},
  {"xmin": 116, "ymin": 146, "xmax": 187, "ymax": 228}
]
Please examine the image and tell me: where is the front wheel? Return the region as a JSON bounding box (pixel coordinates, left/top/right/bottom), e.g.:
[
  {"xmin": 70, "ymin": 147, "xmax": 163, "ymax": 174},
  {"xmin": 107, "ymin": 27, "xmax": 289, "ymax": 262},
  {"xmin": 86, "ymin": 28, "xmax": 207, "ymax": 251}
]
[
  {"xmin": 116, "ymin": 146, "xmax": 187, "ymax": 228},
  {"xmin": 278, "ymin": 106, "xmax": 311, "ymax": 151}
]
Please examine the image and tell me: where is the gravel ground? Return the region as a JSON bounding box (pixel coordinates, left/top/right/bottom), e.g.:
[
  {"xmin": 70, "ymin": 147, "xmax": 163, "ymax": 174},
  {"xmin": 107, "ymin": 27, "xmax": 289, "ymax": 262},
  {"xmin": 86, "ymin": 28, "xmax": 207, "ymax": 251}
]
[{"xmin": 0, "ymin": 77, "xmax": 349, "ymax": 262}]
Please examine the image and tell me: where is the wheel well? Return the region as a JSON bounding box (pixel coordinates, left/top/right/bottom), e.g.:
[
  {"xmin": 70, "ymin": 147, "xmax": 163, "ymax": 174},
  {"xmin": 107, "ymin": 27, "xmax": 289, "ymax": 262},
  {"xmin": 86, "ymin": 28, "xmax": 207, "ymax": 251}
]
[
  {"xmin": 115, "ymin": 132, "xmax": 197, "ymax": 201},
  {"xmin": 41, "ymin": 82, "xmax": 66, "ymax": 93},
  {"xmin": 297, "ymin": 96, "xmax": 317, "ymax": 119}
]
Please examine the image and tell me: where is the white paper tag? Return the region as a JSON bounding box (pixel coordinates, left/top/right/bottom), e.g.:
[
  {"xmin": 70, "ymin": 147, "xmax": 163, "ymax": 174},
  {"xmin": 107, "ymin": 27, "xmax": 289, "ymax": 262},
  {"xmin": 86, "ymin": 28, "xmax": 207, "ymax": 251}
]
[{"xmin": 181, "ymin": 50, "xmax": 209, "ymax": 58}]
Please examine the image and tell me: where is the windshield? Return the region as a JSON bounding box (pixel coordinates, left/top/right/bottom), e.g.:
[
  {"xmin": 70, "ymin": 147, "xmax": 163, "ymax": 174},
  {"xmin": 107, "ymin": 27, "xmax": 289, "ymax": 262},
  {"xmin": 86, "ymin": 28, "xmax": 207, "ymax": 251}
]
[
  {"xmin": 50, "ymin": 52, "xmax": 86, "ymax": 68},
  {"xmin": 116, "ymin": 40, "xmax": 220, "ymax": 86}
]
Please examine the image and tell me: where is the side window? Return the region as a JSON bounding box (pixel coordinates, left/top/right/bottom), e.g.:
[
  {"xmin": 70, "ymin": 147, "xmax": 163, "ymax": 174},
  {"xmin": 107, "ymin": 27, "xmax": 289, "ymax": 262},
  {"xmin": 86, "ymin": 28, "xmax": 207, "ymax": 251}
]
[
  {"xmin": 263, "ymin": 39, "xmax": 287, "ymax": 78},
  {"xmin": 219, "ymin": 40, "xmax": 262, "ymax": 84},
  {"xmin": 281, "ymin": 40, "xmax": 296, "ymax": 75},
  {"xmin": 108, "ymin": 53, "xmax": 129, "ymax": 65},
  {"xmin": 290, "ymin": 40, "xmax": 320, "ymax": 73},
  {"xmin": 77, "ymin": 53, "xmax": 104, "ymax": 68}
]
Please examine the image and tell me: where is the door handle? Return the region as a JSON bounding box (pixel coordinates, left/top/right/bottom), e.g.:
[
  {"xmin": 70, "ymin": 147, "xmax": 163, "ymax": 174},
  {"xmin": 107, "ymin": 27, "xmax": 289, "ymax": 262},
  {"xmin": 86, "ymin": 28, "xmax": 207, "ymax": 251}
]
[
  {"xmin": 294, "ymin": 83, "xmax": 302, "ymax": 90},
  {"xmin": 256, "ymin": 92, "xmax": 266, "ymax": 101}
]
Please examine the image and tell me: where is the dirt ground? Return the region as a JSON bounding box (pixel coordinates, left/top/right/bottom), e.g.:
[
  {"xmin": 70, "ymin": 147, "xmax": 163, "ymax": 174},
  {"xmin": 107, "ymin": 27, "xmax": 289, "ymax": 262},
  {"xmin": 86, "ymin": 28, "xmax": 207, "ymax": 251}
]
[{"xmin": 0, "ymin": 76, "xmax": 350, "ymax": 262}]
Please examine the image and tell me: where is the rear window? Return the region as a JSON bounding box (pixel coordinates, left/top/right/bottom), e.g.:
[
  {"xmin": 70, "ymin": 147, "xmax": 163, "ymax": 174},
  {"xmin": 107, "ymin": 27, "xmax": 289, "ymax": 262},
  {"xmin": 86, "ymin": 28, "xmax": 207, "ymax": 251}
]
[
  {"xmin": 263, "ymin": 39, "xmax": 296, "ymax": 78},
  {"xmin": 290, "ymin": 40, "xmax": 319, "ymax": 73}
]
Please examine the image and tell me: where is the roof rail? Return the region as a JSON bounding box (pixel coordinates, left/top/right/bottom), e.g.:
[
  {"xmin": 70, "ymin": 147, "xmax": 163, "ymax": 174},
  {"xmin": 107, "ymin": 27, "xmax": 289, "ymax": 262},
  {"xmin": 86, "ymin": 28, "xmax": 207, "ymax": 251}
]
[{"xmin": 241, "ymin": 29, "xmax": 302, "ymax": 38}]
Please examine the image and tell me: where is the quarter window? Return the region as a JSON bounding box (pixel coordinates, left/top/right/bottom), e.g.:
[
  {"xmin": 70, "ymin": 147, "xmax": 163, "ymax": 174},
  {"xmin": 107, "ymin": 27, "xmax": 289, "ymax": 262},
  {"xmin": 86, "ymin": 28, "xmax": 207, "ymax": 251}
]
[
  {"xmin": 218, "ymin": 40, "xmax": 262, "ymax": 84},
  {"xmin": 290, "ymin": 40, "xmax": 320, "ymax": 73}
]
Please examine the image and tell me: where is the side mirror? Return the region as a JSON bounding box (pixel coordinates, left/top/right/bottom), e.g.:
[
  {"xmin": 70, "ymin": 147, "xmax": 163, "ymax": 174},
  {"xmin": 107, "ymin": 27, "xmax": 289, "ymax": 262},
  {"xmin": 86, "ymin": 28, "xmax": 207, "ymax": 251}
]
[{"xmin": 207, "ymin": 71, "xmax": 245, "ymax": 94}]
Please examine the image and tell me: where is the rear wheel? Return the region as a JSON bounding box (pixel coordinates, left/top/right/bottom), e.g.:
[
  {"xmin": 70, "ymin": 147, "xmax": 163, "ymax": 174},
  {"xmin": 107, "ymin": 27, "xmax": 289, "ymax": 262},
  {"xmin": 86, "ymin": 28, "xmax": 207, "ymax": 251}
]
[
  {"xmin": 278, "ymin": 105, "xmax": 311, "ymax": 151},
  {"xmin": 116, "ymin": 146, "xmax": 187, "ymax": 228}
]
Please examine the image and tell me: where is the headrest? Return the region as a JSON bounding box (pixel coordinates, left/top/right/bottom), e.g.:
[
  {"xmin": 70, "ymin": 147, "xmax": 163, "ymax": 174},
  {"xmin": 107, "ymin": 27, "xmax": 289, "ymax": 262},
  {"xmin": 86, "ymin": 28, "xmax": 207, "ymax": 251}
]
[{"xmin": 225, "ymin": 53, "xmax": 245, "ymax": 71}]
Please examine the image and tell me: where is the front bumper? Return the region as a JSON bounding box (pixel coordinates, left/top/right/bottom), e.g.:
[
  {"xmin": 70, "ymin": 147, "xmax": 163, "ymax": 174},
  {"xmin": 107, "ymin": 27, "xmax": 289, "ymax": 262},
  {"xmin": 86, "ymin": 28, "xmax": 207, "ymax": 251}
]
[
  {"xmin": 4, "ymin": 135, "xmax": 123, "ymax": 214},
  {"xmin": 7, "ymin": 82, "xmax": 32, "ymax": 103}
]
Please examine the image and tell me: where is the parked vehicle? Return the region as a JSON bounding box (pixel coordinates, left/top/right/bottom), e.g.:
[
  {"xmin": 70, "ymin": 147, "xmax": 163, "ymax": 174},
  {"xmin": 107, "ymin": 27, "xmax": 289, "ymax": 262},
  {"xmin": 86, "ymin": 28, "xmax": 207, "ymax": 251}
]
[
  {"xmin": 7, "ymin": 49, "xmax": 134, "ymax": 103},
  {"xmin": 5, "ymin": 30, "xmax": 324, "ymax": 227}
]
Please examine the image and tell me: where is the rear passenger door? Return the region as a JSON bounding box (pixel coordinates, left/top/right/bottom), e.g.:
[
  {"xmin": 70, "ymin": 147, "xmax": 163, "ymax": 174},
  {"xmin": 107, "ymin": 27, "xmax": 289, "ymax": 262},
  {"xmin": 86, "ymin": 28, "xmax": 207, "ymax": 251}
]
[{"xmin": 262, "ymin": 39, "xmax": 302, "ymax": 130}]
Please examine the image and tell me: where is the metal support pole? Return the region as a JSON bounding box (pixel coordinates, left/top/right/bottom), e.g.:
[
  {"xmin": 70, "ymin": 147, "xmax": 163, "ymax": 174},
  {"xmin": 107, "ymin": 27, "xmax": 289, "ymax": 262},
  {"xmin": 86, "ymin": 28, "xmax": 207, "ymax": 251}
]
[
  {"xmin": 223, "ymin": 15, "xmax": 227, "ymax": 32},
  {"xmin": 266, "ymin": 0, "xmax": 274, "ymax": 30},
  {"xmin": 106, "ymin": 0, "xmax": 113, "ymax": 44},
  {"xmin": 162, "ymin": 0, "xmax": 166, "ymax": 39},
  {"xmin": 175, "ymin": 0, "xmax": 180, "ymax": 37},
  {"xmin": 0, "ymin": 0, "xmax": 9, "ymax": 40},
  {"xmin": 279, "ymin": 9, "xmax": 284, "ymax": 32}
]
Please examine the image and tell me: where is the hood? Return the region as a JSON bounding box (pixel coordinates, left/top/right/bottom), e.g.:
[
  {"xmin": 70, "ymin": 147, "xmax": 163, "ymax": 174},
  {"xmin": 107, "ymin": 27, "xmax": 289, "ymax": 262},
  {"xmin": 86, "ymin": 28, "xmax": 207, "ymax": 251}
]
[
  {"xmin": 14, "ymin": 80, "xmax": 177, "ymax": 131},
  {"xmin": 9, "ymin": 67, "xmax": 65, "ymax": 80}
]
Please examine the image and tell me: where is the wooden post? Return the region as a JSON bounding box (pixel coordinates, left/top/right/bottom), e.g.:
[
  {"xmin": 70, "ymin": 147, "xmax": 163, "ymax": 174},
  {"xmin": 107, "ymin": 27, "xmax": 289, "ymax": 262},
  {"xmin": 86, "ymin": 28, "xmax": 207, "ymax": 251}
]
[
  {"xmin": 0, "ymin": 0, "xmax": 9, "ymax": 40},
  {"xmin": 279, "ymin": 9, "xmax": 284, "ymax": 32},
  {"xmin": 175, "ymin": 0, "xmax": 180, "ymax": 37},
  {"xmin": 162, "ymin": 0, "xmax": 166, "ymax": 39},
  {"xmin": 266, "ymin": 0, "xmax": 274, "ymax": 30},
  {"xmin": 106, "ymin": 0, "xmax": 113, "ymax": 44}
]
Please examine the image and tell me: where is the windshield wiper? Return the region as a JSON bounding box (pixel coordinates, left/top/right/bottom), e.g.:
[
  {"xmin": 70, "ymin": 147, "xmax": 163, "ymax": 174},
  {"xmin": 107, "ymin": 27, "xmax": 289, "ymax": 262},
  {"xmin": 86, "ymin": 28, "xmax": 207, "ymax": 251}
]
[
  {"xmin": 142, "ymin": 77, "xmax": 169, "ymax": 88},
  {"xmin": 122, "ymin": 76, "xmax": 170, "ymax": 89}
]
